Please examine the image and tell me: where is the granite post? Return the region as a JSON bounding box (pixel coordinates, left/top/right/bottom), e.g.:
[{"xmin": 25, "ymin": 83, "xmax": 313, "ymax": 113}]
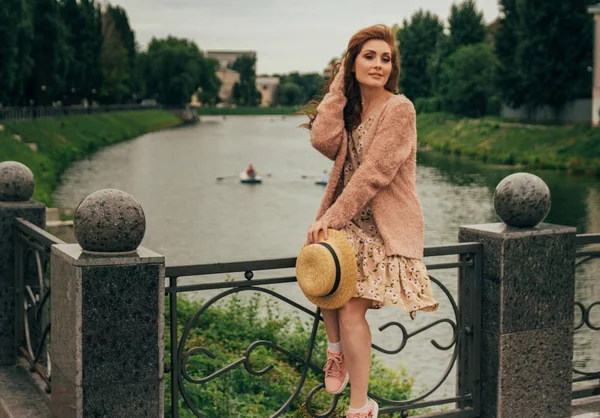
[
  {"xmin": 50, "ymin": 189, "xmax": 165, "ymax": 418},
  {"xmin": 459, "ymin": 173, "xmax": 576, "ymax": 417},
  {"xmin": 0, "ymin": 162, "xmax": 45, "ymax": 365}
]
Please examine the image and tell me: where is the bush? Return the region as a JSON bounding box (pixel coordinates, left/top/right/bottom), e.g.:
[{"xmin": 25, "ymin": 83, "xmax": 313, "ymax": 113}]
[
  {"xmin": 165, "ymin": 295, "xmax": 415, "ymax": 417},
  {"xmin": 415, "ymin": 96, "xmax": 443, "ymax": 114}
]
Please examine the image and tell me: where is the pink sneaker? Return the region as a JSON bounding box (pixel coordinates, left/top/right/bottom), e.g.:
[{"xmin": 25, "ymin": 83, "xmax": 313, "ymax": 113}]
[
  {"xmin": 346, "ymin": 399, "xmax": 379, "ymax": 418},
  {"xmin": 323, "ymin": 349, "xmax": 349, "ymax": 394}
]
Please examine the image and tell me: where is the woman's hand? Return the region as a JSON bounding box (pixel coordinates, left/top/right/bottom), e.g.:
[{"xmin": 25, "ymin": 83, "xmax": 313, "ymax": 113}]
[{"xmin": 307, "ymin": 219, "xmax": 330, "ymax": 244}]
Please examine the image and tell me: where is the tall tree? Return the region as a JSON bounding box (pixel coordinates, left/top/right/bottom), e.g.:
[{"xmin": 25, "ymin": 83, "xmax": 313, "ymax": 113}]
[
  {"xmin": 496, "ymin": 0, "xmax": 594, "ymax": 117},
  {"xmin": 106, "ymin": 5, "xmax": 137, "ymax": 97},
  {"xmin": 448, "ymin": 0, "xmax": 487, "ymax": 52},
  {"xmin": 0, "ymin": 0, "xmax": 34, "ymax": 105},
  {"xmin": 100, "ymin": 8, "xmax": 130, "ymax": 103},
  {"xmin": 25, "ymin": 0, "xmax": 69, "ymax": 105},
  {"xmin": 143, "ymin": 36, "xmax": 220, "ymax": 107},
  {"xmin": 230, "ymin": 55, "xmax": 261, "ymax": 106},
  {"xmin": 397, "ymin": 10, "xmax": 444, "ymax": 100}
]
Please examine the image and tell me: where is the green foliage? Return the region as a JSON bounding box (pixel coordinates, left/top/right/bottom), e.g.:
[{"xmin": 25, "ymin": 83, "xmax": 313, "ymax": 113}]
[
  {"xmin": 0, "ymin": 110, "xmax": 181, "ymax": 204},
  {"xmin": 415, "ymin": 96, "xmax": 443, "ymax": 114},
  {"xmin": 447, "ymin": 0, "xmax": 487, "ymax": 52},
  {"xmin": 0, "ymin": 0, "xmax": 34, "ymax": 105},
  {"xmin": 231, "ymin": 55, "xmax": 261, "ymax": 106},
  {"xmin": 397, "ymin": 9, "xmax": 445, "ymax": 100},
  {"xmin": 495, "ymin": 0, "xmax": 594, "ymax": 115},
  {"xmin": 141, "ymin": 37, "xmax": 221, "ymax": 107},
  {"xmin": 25, "ymin": 0, "xmax": 69, "ymax": 105},
  {"xmin": 417, "ymin": 112, "xmax": 600, "ymax": 174},
  {"xmin": 439, "ymin": 43, "xmax": 498, "ymax": 117},
  {"xmin": 272, "ymin": 72, "xmax": 324, "ymax": 106},
  {"xmin": 100, "ymin": 5, "xmax": 133, "ymax": 104},
  {"xmin": 59, "ymin": 0, "xmax": 103, "ymax": 105},
  {"xmin": 165, "ymin": 295, "xmax": 414, "ymax": 417}
]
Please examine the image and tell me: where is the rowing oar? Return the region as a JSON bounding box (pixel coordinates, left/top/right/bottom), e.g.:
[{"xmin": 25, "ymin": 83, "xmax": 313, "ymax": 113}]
[{"xmin": 216, "ymin": 175, "xmax": 238, "ymax": 181}]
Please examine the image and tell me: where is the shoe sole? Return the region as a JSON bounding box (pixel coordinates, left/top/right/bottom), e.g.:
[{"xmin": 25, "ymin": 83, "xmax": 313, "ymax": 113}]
[
  {"xmin": 372, "ymin": 400, "xmax": 379, "ymax": 417},
  {"xmin": 327, "ymin": 371, "xmax": 350, "ymax": 395}
]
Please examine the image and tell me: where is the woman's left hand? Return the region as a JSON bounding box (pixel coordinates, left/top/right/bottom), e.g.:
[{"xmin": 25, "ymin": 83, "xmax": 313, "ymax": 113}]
[{"xmin": 307, "ymin": 219, "xmax": 330, "ymax": 244}]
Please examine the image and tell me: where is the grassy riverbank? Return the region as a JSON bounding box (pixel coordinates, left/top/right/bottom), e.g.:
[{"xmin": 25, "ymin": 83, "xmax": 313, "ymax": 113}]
[
  {"xmin": 0, "ymin": 109, "xmax": 181, "ymax": 205},
  {"xmin": 417, "ymin": 113, "xmax": 600, "ymax": 176}
]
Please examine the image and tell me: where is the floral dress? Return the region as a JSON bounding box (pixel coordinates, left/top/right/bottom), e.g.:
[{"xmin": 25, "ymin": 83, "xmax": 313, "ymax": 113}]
[{"xmin": 341, "ymin": 116, "xmax": 439, "ymax": 319}]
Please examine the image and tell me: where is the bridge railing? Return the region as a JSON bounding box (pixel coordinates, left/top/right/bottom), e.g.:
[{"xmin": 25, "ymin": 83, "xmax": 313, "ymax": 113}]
[
  {"xmin": 164, "ymin": 242, "xmax": 482, "ymax": 418},
  {"xmin": 573, "ymin": 233, "xmax": 600, "ymax": 400},
  {"xmin": 13, "ymin": 217, "xmax": 65, "ymax": 394}
]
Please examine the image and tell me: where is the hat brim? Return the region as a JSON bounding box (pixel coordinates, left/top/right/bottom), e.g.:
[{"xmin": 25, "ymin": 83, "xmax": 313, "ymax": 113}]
[{"xmin": 296, "ymin": 229, "xmax": 357, "ymax": 310}]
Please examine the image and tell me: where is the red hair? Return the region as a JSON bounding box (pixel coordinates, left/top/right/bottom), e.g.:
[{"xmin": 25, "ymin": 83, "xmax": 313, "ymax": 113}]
[{"xmin": 303, "ymin": 24, "xmax": 400, "ymax": 131}]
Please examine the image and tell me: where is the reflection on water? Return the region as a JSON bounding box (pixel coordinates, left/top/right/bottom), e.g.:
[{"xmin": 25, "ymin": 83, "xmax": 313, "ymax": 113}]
[{"xmin": 54, "ymin": 115, "xmax": 600, "ymax": 398}]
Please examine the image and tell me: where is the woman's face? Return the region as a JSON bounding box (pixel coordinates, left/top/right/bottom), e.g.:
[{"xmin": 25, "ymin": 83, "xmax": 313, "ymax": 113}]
[{"xmin": 352, "ymin": 39, "xmax": 393, "ymax": 89}]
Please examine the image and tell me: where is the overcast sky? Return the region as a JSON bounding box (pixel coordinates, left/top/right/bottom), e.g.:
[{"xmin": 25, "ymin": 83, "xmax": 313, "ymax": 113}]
[{"xmin": 110, "ymin": 0, "xmax": 501, "ymax": 75}]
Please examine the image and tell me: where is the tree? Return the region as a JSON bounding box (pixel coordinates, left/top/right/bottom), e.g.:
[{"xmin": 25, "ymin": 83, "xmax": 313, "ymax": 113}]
[
  {"xmin": 100, "ymin": 8, "xmax": 130, "ymax": 103},
  {"xmin": 25, "ymin": 0, "xmax": 69, "ymax": 105},
  {"xmin": 230, "ymin": 55, "xmax": 261, "ymax": 106},
  {"xmin": 197, "ymin": 56, "xmax": 221, "ymax": 105},
  {"xmin": 448, "ymin": 0, "xmax": 487, "ymax": 53},
  {"xmin": 439, "ymin": 43, "xmax": 498, "ymax": 117},
  {"xmin": 397, "ymin": 10, "xmax": 445, "ymax": 100},
  {"xmin": 496, "ymin": 0, "xmax": 594, "ymax": 118},
  {"xmin": 142, "ymin": 37, "xmax": 220, "ymax": 107},
  {"xmin": 273, "ymin": 82, "xmax": 304, "ymax": 106},
  {"xmin": 0, "ymin": 0, "xmax": 34, "ymax": 105},
  {"xmin": 106, "ymin": 5, "xmax": 137, "ymax": 97}
]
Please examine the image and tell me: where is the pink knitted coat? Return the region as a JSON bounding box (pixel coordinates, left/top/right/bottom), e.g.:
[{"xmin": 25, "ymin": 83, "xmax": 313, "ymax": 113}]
[{"xmin": 311, "ymin": 68, "xmax": 424, "ymax": 259}]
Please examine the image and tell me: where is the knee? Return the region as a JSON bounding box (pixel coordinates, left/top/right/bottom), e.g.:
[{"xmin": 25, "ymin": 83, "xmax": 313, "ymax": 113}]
[{"xmin": 338, "ymin": 303, "xmax": 365, "ymax": 333}]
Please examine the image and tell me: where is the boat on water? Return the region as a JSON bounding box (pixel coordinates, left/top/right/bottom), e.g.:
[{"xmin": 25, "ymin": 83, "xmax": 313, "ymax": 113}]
[{"xmin": 240, "ymin": 171, "xmax": 262, "ymax": 184}]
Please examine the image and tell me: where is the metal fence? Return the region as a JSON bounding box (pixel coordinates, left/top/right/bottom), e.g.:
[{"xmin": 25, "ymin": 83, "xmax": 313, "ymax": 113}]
[
  {"xmin": 13, "ymin": 218, "xmax": 65, "ymax": 394},
  {"xmin": 164, "ymin": 242, "xmax": 483, "ymax": 418},
  {"xmin": 573, "ymin": 233, "xmax": 600, "ymax": 400},
  {"xmin": 0, "ymin": 103, "xmax": 160, "ymax": 122}
]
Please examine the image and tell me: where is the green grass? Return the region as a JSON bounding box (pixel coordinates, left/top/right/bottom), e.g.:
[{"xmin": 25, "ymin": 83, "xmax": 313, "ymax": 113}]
[
  {"xmin": 417, "ymin": 112, "xmax": 600, "ymax": 175},
  {"xmin": 0, "ymin": 110, "xmax": 181, "ymax": 205},
  {"xmin": 197, "ymin": 106, "xmax": 302, "ymax": 116}
]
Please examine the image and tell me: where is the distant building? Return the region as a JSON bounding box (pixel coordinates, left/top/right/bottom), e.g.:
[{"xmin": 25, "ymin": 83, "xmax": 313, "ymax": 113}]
[
  {"xmin": 215, "ymin": 68, "xmax": 241, "ymax": 103},
  {"xmin": 206, "ymin": 50, "xmax": 257, "ymax": 103},
  {"xmin": 206, "ymin": 50, "xmax": 256, "ymax": 70},
  {"xmin": 255, "ymin": 77, "xmax": 280, "ymax": 107}
]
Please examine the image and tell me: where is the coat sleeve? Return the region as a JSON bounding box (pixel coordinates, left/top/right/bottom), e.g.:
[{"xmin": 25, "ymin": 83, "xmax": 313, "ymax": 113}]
[
  {"xmin": 319, "ymin": 101, "xmax": 416, "ymax": 229},
  {"xmin": 310, "ymin": 64, "xmax": 348, "ymax": 160}
]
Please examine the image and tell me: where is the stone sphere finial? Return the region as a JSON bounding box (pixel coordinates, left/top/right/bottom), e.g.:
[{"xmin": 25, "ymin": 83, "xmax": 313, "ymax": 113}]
[
  {"xmin": 493, "ymin": 172, "xmax": 551, "ymax": 228},
  {"xmin": 0, "ymin": 161, "xmax": 35, "ymax": 202},
  {"xmin": 73, "ymin": 189, "xmax": 146, "ymax": 253}
]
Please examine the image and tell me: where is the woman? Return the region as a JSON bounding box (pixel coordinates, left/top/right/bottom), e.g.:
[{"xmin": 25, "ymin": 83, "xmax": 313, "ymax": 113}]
[{"xmin": 304, "ymin": 24, "xmax": 439, "ymax": 418}]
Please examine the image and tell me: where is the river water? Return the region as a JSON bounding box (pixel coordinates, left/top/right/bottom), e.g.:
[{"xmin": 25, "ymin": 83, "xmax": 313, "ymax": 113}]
[{"xmin": 54, "ymin": 115, "xmax": 600, "ymax": 402}]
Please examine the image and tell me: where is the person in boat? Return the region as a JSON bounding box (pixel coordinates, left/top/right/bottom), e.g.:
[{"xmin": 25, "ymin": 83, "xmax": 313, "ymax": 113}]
[
  {"xmin": 320, "ymin": 169, "xmax": 330, "ymax": 184},
  {"xmin": 302, "ymin": 24, "xmax": 439, "ymax": 418},
  {"xmin": 246, "ymin": 164, "xmax": 256, "ymax": 179}
]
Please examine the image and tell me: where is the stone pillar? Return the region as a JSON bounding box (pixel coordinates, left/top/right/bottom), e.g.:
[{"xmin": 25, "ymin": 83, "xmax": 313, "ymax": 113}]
[
  {"xmin": 0, "ymin": 162, "xmax": 45, "ymax": 365},
  {"xmin": 589, "ymin": 4, "xmax": 600, "ymax": 126},
  {"xmin": 50, "ymin": 189, "xmax": 165, "ymax": 418},
  {"xmin": 459, "ymin": 173, "xmax": 576, "ymax": 418}
]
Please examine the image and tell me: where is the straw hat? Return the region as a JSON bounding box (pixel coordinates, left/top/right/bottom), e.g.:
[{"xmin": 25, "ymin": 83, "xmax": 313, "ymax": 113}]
[{"xmin": 296, "ymin": 229, "xmax": 357, "ymax": 309}]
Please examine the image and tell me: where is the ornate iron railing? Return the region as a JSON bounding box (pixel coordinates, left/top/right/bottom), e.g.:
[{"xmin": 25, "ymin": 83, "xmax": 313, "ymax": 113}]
[
  {"xmin": 165, "ymin": 242, "xmax": 482, "ymax": 417},
  {"xmin": 573, "ymin": 233, "xmax": 600, "ymax": 400},
  {"xmin": 13, "ymin": 217, "xmax": 65, "ymax": 394}
]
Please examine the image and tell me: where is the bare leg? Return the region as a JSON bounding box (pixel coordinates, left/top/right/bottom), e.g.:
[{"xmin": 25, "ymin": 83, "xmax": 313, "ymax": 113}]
[
  {"xmin": 321, "ymin": 308, "xmax": 340, "ymax": 343},
  {"xmin": 338, "ymin": 297, "xmax": 372, "ymax": 408}
]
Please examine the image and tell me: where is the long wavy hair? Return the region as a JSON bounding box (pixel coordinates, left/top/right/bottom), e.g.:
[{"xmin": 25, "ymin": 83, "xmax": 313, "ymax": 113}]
[{"xmin": 303, "ymin": 24, "xmax": 400, "ymax": 132}]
